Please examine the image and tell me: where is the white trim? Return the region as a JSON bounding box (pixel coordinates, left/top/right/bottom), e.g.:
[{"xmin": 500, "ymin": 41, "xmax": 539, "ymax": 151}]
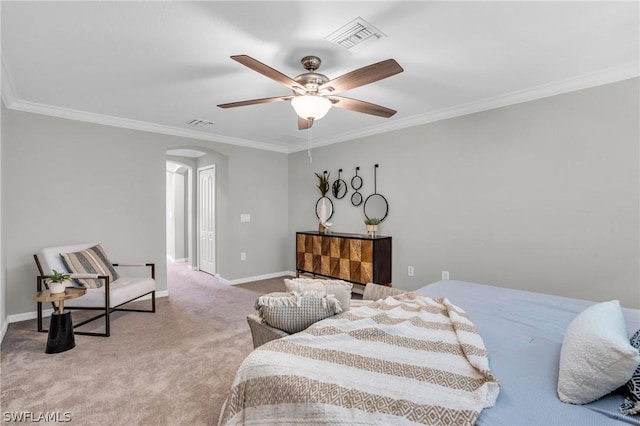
[
  {"xmin": 0, "ymin": 320, "xmax": 8, "ymax": 344},
  {"xmin": 7, "ymin": 308, "xmax": 54, "ymax": 324},
  {"xmin": 218, "ymin": 270, "xmax": 296, "ymax": 286},
  {"xmin": 5, "ymin": 290, "xmax": 169, "ymax": 324},
  {"xmin": 3, "ymin": 60, "xmax": 637, "ymax": 153},
  {"xmin": 290, "ymin": 61, "xmax": 640, "ymax": 152},
  {"xmin": 5, "ymin": 99, "xmax": 289, "ymax": 153}
]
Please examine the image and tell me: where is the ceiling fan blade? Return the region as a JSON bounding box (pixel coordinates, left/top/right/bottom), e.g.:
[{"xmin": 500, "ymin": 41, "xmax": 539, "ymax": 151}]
[
  {"xmin": 319, "ymin": 59, "xmax": 403, "ymax": 94},
  {"xmin": 329, "ymin": 96, "xmax": 397, "ymax": 118},
  {"xmin": 298, "ymin": 116, "xmax": 314, "ymax": 130},
  {"xmin": 217, "ymin": 96, "xmax": 293, "ymax": 109},
  {"xmin": 231, "ymin": 55, "xmax": 306, "ymax": 93}
]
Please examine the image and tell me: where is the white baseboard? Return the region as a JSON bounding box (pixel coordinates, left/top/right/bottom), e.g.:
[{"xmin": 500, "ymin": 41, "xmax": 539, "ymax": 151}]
[
  {"xmin": 218, "ymin": 270, "xmax": 296, "ymax": 286},
  {"xmin": 188, "ymin": 265, "xmax": 199, "ymax": 271},
  {"xmin": 0, "ymin": 319, "xmax": 8, "ymax": 343},
  {"xmin": 6, "ymin": 290, "xmax": 169, "ymax": 324}
]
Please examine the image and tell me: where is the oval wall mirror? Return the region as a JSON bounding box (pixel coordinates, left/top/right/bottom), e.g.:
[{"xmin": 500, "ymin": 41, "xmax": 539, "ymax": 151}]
[
  {"xmin": 351, "ymin": 192, "xmax": 363, "ymax": 207},
  {"xmin": 315, "ymin": 196, "xmax": 334, "ymax": 220},
  {"xmin": 332, "ymin": 169, "xmax": 348, "ymax": 199},
  {"xmin": 363, "ymin": 164, "xmax": 389, "ymax": 221},
  {"xmin": 351, "ymin": 167, "xmax": 363, "ymax": 190},
  {"xmin": 364, "ymin": 193, "xmax": 388, "ymax": 221}
]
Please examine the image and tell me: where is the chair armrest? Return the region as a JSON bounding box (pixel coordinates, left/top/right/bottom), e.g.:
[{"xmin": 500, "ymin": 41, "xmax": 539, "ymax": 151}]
[
  {"xmin": 37, "ymin": 275, "xmax": 110, "ymax": 293},
  {"xmin": 349, "ymin": 299, "xmax": 374, "ymax": 308},
  {"xmin": 112, "ymin": 263, "xmax": 155, "ymax": 279},
  {"xmin": 112, "ymin": 263, "xmax": 153, "ymax": 267},
  {"xmin": 69, "ymin": 273, "xmax": 100, "ymax": 279},
  {"xmin": 247, "ymin": 314, "xmax": 290, "ymax": 349},
  {"xmin": 362, "ymin": 283, "xmax": 407, "ymax": 301}
]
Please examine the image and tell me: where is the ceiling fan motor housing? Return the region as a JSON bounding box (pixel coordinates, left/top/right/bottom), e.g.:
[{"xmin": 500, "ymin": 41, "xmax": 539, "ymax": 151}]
[
  {"xmin": 294, "ymin": 56, "xmax": 330, "ymax": 94},
  {"xmin": 294, "ymin": 72, "xmax": 329, "ymax": 94}
]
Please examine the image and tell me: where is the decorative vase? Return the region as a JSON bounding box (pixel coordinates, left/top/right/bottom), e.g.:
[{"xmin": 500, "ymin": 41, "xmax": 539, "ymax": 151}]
[
  {"xmin": 366, "ymin": 224, "xmax": 378, "ymax": 237},
  {"xmin": 48, "ymin": 282, "xmax": 66, "ymax": 294},
  {"xmin": 319, "ymin": 197, "xmax": 328, "ymax": 233}
]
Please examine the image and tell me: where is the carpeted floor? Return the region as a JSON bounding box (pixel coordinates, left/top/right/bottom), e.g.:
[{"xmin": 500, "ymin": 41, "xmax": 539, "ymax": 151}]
[{"xmin": 0, "ymin": 262, "xmax": 287, "ymax": 425}]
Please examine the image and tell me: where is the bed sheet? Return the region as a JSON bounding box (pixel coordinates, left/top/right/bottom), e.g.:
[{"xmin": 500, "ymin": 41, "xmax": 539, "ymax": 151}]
[{"xmin": 418, "ymin": 280, "xmax": 640, "ymax": 426}]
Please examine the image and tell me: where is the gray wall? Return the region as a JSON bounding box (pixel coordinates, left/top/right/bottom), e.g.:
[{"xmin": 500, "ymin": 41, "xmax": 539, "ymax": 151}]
[
  {"xmin": 2, "ymin": 77, "xmax": 637, "ymax": 320},
  {"xmin": 288, "ymin": 78, "xmax": 639, "ymax": 308},
  {"xmin": 165, "ymin": 167, "xmax": 187, "ymax": 262},
  {"xmin": 3, "ymin": 108, "xmax": 289, "ymax": 317}
]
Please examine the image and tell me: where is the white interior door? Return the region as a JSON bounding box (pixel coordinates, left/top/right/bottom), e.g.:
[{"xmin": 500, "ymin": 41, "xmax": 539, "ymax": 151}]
[{"xmin": 198, "ymin": 166, "xmax": 216, "ymax": 275}]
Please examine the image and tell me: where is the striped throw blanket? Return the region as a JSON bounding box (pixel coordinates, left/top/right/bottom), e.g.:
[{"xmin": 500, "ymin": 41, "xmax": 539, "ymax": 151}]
[{"xmin": 220, "ymin": 293, "xmax": 499, "ymax": 425}]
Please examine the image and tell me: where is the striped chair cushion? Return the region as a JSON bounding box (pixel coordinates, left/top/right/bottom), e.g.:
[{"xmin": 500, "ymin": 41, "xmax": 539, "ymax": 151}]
[
  {"xmin": 255, "ymin": 292, "xmax": 341, "ymax": 334},
  {"xmin": 60, "ymin": 244, "xmax": 119, "ymax": 289}
]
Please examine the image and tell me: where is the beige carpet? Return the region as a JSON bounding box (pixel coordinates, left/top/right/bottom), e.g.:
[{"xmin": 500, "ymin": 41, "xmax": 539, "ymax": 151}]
[{"xmin": 0, "ymin": 262, "xmax": 286, "ymax": 425}]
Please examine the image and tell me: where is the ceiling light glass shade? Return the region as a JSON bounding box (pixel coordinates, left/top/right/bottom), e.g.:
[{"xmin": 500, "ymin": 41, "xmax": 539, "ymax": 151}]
[{"xmin": 291, "ymin": 95, "xmax": 332, "ymax": 120}]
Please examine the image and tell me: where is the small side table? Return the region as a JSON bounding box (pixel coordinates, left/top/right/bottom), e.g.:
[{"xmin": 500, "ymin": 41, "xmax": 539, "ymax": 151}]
[{"xmin": 33, "ymin": 288, "xmax": 86, "ymax": 354}]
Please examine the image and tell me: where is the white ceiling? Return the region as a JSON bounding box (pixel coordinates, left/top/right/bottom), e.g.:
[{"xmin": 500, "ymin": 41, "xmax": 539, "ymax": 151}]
[{"xmin": 2, "ymin": 1, "xmax": 638, "ymax": 153}]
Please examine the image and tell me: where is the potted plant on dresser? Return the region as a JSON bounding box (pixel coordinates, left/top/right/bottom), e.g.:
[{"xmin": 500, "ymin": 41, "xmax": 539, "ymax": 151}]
[
  {"xmin": 364, "ymin": 217, "xmax": 381, "ymax": 237},
  {"xmin": 45, "ymin": 269, "xmax": 72, "ymax": 294}
]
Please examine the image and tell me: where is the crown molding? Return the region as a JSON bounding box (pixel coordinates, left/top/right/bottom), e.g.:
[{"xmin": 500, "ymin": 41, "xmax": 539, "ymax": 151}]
[
  {"xmin": 290, "ymin": 61, "xmax": 640, "ymax": 153},
  {"xmin": 4, "ymin": 59, "xmax": 637, "ymax": 154},
  {"xmin": 5, "ymin": 99, "xmax": 290, "ymax": 153},
  {"xmin": 1, "ymin": 54, "xmax": 18, "ymax": 108}
]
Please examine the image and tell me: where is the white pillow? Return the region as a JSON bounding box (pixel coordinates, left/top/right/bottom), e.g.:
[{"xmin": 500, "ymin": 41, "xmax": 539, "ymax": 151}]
[
  {"xmin": 284, "ymin": 278, "xmax": 353, "ymax": 311},
  {"xmin": 558, "ymin": 300, "xmax": 640, "ymax": 404}
]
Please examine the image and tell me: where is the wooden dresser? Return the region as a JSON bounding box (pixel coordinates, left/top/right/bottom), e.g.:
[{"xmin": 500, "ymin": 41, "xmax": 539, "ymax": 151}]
[{"xmin": 296, "ymin": 231, "xmax": 392, "ymax": 287}]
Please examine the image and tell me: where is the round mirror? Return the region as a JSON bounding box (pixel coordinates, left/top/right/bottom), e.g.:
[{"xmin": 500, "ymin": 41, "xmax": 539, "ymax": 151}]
[
  {"xmin": 351, "ymin": 175, "xmax": 363, "ymax": 190},
  {"xmin": 315, "ymin": 197, "xmax": 334, "ymax": 220},
  {"xmin": 351, "ymin": 192, "xmax": 363, "ymax": 207},
  {"xmin": 332, "ymin": 179, "xmax": 348, "ymax": 199},
  {"xmin": 364, "ymin": 193, "xmax": 388, "ymax": 222}
]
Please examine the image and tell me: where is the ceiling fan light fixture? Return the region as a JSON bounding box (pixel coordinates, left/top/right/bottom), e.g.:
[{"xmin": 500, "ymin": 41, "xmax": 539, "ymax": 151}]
[{"xmin": 291, "ymin": 95, "xmax": 332, "ymax": 121}]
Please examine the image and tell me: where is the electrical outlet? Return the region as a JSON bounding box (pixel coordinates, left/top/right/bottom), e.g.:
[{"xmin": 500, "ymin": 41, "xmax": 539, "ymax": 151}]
[
  {"xmin": 442, "ymin": 270, "xmax": 450, "ymax": 280},
  {"xmin": 240, "ymin": 252, "xmax": 246, "ymax": 261},
  {"xmin": 408, "ymin": 266, "xmax": 414, "ymax": 277}
]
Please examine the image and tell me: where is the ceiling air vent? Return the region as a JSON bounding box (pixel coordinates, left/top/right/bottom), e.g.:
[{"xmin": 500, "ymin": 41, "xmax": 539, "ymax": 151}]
[
  {"xmin": 325, "ymin": 17, "xmax": 387, "ymax": 50},
  {"xmin": 186, "ymin": 119, "xmax": 214, "ymax": 128}
]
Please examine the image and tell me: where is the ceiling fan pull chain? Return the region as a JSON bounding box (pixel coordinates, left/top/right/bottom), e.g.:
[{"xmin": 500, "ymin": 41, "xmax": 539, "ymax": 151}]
[{"xmin": 307, "ymin": 119, "xmax": 313, "ymax": 163}]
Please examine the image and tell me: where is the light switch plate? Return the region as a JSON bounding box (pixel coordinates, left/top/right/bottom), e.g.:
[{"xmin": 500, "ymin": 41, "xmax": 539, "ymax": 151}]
[{"xmin": 240, "ymin": 214, "xmax": 251, "ymax": 222}]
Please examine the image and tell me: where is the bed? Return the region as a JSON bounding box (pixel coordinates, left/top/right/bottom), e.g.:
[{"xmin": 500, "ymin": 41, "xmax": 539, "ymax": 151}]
[{"xmin": 220, "ymin": 280, "xmax": 640, "ymax": 425}]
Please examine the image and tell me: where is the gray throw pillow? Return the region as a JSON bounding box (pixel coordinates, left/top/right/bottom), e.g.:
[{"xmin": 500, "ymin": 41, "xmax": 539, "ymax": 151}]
[{"xmin": 255, "ymin": 292, "xmax": 341, "ymax": 334}]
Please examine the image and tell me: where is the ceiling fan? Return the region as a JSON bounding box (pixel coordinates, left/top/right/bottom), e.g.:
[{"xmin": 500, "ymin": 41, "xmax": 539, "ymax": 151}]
[{"xmin": 217, "ymin": 55, "xmax": 404, "ymax": 130}]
